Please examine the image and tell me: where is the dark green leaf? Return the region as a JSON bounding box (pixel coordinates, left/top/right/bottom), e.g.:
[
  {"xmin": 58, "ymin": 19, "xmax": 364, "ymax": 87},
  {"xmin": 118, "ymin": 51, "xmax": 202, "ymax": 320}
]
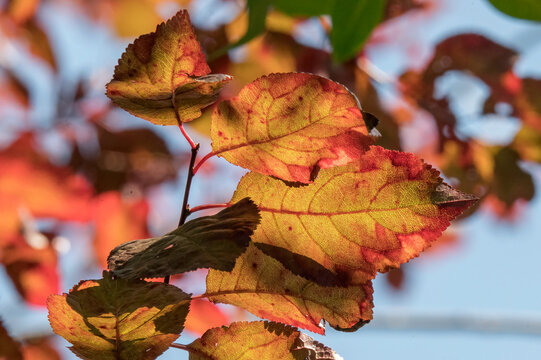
[
  {"xmin": 107, "ymin": 198, "xmax": 261, "ymax": 279},
  {"xmin": 487, "ymin": 0, "xmax": 541, "ymax": 21},
  {"xmin": 330, "ymin": 0, "xmax": 386, "ymax": 62},
  {"xmin": 273, "ymin": 0, "xmax": 334, "ymax": 16}
]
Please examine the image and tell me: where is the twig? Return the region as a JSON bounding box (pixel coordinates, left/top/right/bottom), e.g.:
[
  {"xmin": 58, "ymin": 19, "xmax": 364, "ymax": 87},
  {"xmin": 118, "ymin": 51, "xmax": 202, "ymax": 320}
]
[
  {"xmin": 189, "ymin": 203, "xmax": 230, "ymax": 214},
  {"xmin": 170, "ymin": 343, "xmax": 214, "ymax": 359},
  {"xmin": 193, "ymin": 151, "xmax": 216, "ymax": 175}
]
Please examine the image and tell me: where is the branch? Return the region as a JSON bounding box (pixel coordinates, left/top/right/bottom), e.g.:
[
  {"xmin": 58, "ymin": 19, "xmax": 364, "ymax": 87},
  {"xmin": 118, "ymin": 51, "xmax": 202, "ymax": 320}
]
[{"xmin": 365, "ymin": 309, "xmax": 541, "ymax": 337}]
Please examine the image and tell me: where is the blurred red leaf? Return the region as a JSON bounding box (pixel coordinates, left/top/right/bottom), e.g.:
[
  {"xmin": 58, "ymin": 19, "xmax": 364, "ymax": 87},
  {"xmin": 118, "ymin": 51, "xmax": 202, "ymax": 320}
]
[
  {"xmin": 92, "ymin": 191, "xmax": 149, "ymax": 268},
  {"xmin": 0, "ymin": 233, "xmax": 60, "ymax": 306},
  {"xmin": 0, "ymin": 134, "xmax": 93, "ymax": 245},
  {"xmin": 21, "ymin": 337, "xmax": 61, "ymax": 360},
  {"xmin": 0, "ymin": 320, "xmax": 22, "ymax": 360},
  {"xmin": 184, "ymin": 299, "xmax": 230, "ymax": 335}
]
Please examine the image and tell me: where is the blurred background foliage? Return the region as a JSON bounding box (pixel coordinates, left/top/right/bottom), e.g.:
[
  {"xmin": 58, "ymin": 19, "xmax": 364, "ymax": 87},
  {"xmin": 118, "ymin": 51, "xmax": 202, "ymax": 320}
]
[{"xmin": 1, "ymin": 0, "xmax": 541, "ymax": 359}]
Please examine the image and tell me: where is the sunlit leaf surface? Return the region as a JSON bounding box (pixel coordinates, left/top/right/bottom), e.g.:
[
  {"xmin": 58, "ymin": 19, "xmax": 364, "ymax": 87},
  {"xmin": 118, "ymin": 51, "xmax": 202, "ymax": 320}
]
[
  {"xmin": 211, "ymin": 72, "xmax": 375, "ymax": 183},
  {"xmin": 188, "ymin": 321, "xmax": 343, "ymax": 360},
  {"xmin": 47, "ymin": 272, "xmax": 190, "ymax": 360},
  {"xmin": 106, "ymin": 10, "xmax": 231, "ymax": 125},
  {"xmin": 232, "ymin": 146, "xmax": 477, "ymax": 284},
  {"xmin": 206, "ymin": 244, "xmax": 373, "ymax": 334}
]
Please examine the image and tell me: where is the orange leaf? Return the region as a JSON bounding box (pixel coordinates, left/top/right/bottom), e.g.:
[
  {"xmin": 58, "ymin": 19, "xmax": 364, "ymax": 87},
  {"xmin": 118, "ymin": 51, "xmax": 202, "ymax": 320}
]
[
  {"xmin": 184, "ymin": 299, "xmax": 229, "ymax": 335},
  {"xmin": 0, "ymin": 320, "xmax": 22, "ymax": 360},
  {"xmin": 1, "ymin": 233, "xmax": 60, "ymax": 306},
  {"xmin": 231, "ymin": 146, "xmax": 477, "ymax": 284},
  {"xmin": 21, "ymin": 338, "xmax": 61, "ymax": 360},
  {"xmin": 106, "ymin": 10, "xmax": 231, "ymax": 125},
  {"xmin": 0, "ymin": 135, "xmax": 93, "ymax": 244},
  {"xmin": 6, "ymin": 0, "xmax": 40, "ymax": 24},
  {"xmin": 206, "ymin": 244, "xmax": 373, "ymax": 334},
  {"xmin": 211, "ymin": 72, "xmax": 375, "ymax": 183},
  {"xmin": 93, "ymin": 191, "xmax": 149, "ymax": 268}
]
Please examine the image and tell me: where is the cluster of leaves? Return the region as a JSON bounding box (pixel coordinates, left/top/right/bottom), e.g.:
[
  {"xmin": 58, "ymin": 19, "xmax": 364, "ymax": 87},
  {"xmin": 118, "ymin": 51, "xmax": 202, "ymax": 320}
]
[
  {"xmin": 42, "ymin": 10, "xmax": 476, "ymax": 359},
  {"xmin": 2, "ymin": 0, "xmax": 540, "ymax": 357}
]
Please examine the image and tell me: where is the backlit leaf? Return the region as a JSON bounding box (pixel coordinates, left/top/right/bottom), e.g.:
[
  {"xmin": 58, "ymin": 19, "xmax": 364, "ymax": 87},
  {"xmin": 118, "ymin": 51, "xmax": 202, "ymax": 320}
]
[
  {"xmin": 206, "ymin": 244, "xmax": 373, "ymax": 334},
  {"xmin": 107, "ymin": 198, "xmax": 260, "ymax": 279},
  {"xmin": 211, "ymin": 72, "xmax": 375, "ymax": 183},
  {"xmin": 106, "ymin": 10, "xmax": 231, "ymax": 125},
  {"xmin": 187, "ymin": 321, "xmax": 342, "ymax": 360},
  {"xmin": 47, "ymin": 272, "xmax": 190, "ymax": 360},
  {"xmin": 330, "ymin": 0, "xmax": 386, "ymax": 62},
  {"xmin": 232, "ymin": 146, "xmax": 477, "ymax": 284}
]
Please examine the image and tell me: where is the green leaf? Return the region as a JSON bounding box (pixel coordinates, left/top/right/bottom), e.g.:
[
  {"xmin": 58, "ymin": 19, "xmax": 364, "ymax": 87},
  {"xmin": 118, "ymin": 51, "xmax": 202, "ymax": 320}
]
[
  {"xmin": 107, "ymin": 198, "xmax": 261, "ymax": 279},
  {"xmin": 487, "ymin": 0, "xmax": 541, "ymax": 21},
  {"xmin": 273, "ymin": 0, "xmax": 335, "ymax": 16},
  {"xmin": 47, "ymin": 272, "xmax": 190, "ymax": 360},
  {"xmin": 209, "ymin": 0, "xmax": 273, "ymax": 60},
  {"xmin": 106, "ymin": 10, "xmax": 231, "ymax": 125},
  {"xmin": 187, "ymin": 321, "xmax": 342, "ymax": 360},
  {"xmin": 330, "ymin": 0, "xmax": 387, "ymax": 62}
]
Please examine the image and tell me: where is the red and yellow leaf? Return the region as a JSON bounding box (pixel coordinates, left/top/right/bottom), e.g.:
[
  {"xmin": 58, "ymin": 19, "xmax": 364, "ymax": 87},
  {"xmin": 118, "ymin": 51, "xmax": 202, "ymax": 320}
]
[
  {"xmin": 187, "ymin": 321, "xmax": 342, "ymax": 360},
  {"xmin": 206, "ymin": 244, "xmax": 373, "ymax": 334},
  {"xmin": 47, "ymin": 272, "xmax": 190, "ymax": 360},
  {"xmin": 232, "ymin": 146, "xmax": 477, "ymax": 284},
  {"xmin": 211, "ymin": 72, "xmax": 375, "ymax": 183},
  {"xmin": 106, "ymin": 10, "xmax": 231, "ymax": 125}
]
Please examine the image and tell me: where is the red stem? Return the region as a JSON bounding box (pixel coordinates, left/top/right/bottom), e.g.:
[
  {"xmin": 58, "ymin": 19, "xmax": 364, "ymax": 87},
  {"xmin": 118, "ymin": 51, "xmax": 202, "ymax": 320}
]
[
  {"xmin": 189, "ymin": 203, "xmax": 230, "ymax": 214},
  {"xmin": 178, "ymin": 123, "xmax": 197, "ymax": 149},
  {"xmin": 193, "ymin": 151, "xmax": 216, "ymax": 174}
]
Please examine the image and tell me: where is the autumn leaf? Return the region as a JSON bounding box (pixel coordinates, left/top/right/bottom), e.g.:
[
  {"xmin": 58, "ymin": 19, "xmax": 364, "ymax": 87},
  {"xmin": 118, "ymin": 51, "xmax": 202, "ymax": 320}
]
[
  {"xmin": 0, "ymin": 319, "xmax": 22, "ymax": 360},
  {"xmin": 21, "ymin": 337, "xmax": 61, "ymax": 360},
  {"xmin": 184, "ymin": 299, "xmax": 230, "ymax": 335},
  {"xmin": 232, "ymin": 146, "xmax": 477, "ymax": 284},
  {"xmin": 187, "ymin": 321, "xmax": 342, "ymax": 360},
  {"xmin": 106, "ymin": 10, "xmax": 231, "ymax": 125},
  {"xmin": 206, "ymin": 244, "xmax": 373, "ymax": 334},
  {"xmin": 47, "ymin": 272, "xmax": 190, "ymax": 360},
  {"xmin": 211, "ymin": 72, "xmax": 375, "ymax": 183},
  {"xmin": 1, "ymin": 232, "xmax": 60, "ymax": 306},
  {"xmin": 93, "ymin": 192, "xmax": 150, "ymax": 268},
  {"xmin": 108, "ymin": 198, "xmax": 260, "ymax": 279}
]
